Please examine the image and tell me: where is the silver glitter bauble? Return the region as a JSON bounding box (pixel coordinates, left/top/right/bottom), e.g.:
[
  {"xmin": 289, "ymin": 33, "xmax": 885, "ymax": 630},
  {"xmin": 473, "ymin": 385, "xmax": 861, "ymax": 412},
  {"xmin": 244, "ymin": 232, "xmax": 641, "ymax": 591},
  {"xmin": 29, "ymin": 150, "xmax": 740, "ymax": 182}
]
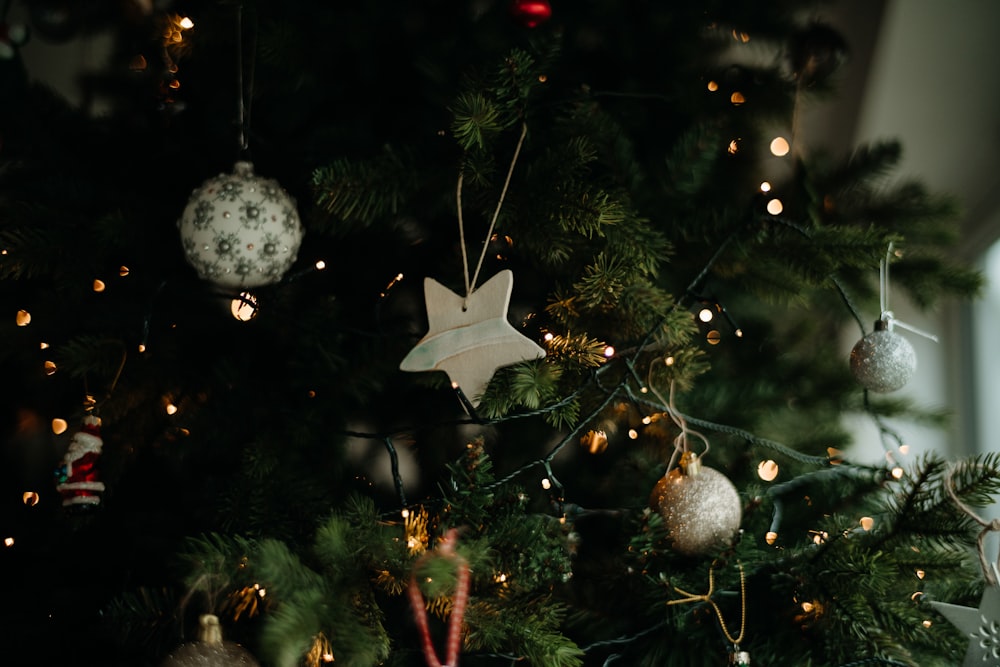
[
  {"xmin": 161, "ymin": 615, "xmax": 260, "ymax": 667},
  {"xmin": 650, "ymin": 461, "xmax": 742, "ymax": 556},
  {"xmin": 178, "ymin": 161, "xmax": 304, "ymax": 289},
  {"xmin": 849, "ymin": 321, "xmax": 916, "ymax": 393}
]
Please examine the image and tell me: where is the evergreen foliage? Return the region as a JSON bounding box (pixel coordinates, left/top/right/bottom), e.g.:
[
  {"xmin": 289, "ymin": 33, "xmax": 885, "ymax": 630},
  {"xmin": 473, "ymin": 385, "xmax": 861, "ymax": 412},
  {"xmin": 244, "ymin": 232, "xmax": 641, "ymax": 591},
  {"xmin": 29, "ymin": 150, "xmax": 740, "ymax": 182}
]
[{"xmin": 0, "ymin": 1, "xmax": 990, "ymax": 666}]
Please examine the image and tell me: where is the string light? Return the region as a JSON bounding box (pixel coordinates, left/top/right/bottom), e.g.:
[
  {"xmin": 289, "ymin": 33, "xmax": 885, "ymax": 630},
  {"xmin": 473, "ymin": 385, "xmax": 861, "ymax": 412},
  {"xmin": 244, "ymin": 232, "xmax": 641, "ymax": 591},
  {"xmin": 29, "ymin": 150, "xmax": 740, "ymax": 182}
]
[
  {"xmin": 51, "ymin": 418, "xmax": 68, "ymax": 435},
  {"xmin": 707, "ymin": 80, "xmax": 719, "ymax": 92},
  {"xmin": 165, "ymin": 402, "xmax": 178, "ymax": 415},
  {"xmin": 859, "ymin": 516, "xmax": 874, "ymax": 531},
  {"xmin": 757, "ymin": 460, "xmax": 779, "ymax": 481},
  {"xmin": 664, "ymin": 356, "xmax": 674, "ymax": 366},
  {"xmin": 728, "ymin": 139, "xmax": 740, "ymax": 154},
  {"xmin": 770, "ymin": 137, "xmax": 790, "ymax": 156},
  {"xmin": 315, "ymin": 260, "xmax": 327, "ymax": 270},
  {"xmin": 93, "ymin": 279, "xmax": 106, "ymax": 292},
  {"xmin": 698, "ymin": 308, "xmax": 714, "ymax": 323},
  {"xmin": 119, "ymin": 265, "xmax": 130, "ymax": 277},
  {"xmin": 603, "ymin": 345, "xmax": 615, "ymax": 358},
  {"xmin": 543, "ymin": 332, "xmax": 554, "ymax": 342},
  {"xmin": 760, "ymin": 181, "xmax": 772, "ymax": 192},
  {"xmin": 16, "ymin": 309, "xmax": 30, "ymax": 326},
  {"xmin": 231, "ymin": 291, "xmax": 259, "ymax": 321},
  {"xmin": 541, "ymin": 478, "xmax": 552, "ymax": 490},
  {"xmin": 730, "ymin": 92, "xmax": 745, "ymax": 105},
  {"xmin": 627, "ymin": 429, "xmax": 638, "ymax": 439},
  {"xmin": 22, "ymin": 492, "xmax": 39, "ymax": 506},
  {"xmin": 891, "ymin": 467, "xmax": 904, "ymax": 479},
  {"xmin": 44, "ymin": 361, "xmax": 56, "ymax": 375},
  {"xmin": 179, "ymin": 16, "xmax": 194, "ymax": 29},
  {"xmin": 706, "ymin": 330, "xmax": 721, "ymax": 345},
  {"xmin": 3, "ymin": 537, "xmax": 13, "ymax": 547},
  {"xmin": 765, "ymin": 531, "xmax": 778, "ymax": 545},
  {"xmin": 766, "ymin": 198, "xmax": 783, "ymax": 215}
]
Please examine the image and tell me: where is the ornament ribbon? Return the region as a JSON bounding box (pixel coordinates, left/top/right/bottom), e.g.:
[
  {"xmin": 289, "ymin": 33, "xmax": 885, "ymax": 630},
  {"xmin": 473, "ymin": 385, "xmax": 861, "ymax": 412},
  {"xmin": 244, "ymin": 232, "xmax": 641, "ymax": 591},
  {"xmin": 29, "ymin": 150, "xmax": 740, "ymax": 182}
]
[{"xmin": 407, "ymin": 529, "xmax": 470, "ymax": 667}]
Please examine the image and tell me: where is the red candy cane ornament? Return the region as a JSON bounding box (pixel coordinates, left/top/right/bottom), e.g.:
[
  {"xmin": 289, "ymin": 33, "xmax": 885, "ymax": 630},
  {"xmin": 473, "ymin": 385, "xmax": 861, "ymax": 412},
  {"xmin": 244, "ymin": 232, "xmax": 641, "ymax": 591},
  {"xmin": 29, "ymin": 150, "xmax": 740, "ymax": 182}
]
[{"xmin": 407, "ymin": 529, "xmax": 470, "ymax": 667}]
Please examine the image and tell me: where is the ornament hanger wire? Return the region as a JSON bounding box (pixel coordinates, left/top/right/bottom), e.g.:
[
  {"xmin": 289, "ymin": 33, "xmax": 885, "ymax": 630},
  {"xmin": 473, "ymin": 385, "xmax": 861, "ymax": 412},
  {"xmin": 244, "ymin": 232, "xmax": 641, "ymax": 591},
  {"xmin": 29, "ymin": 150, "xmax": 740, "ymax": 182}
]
[
  {"xmin": 456, "ymin": 122, "xmax": 528, "ymax": 304},
  {"xmin": 666, "ymin": 561, "xmax": 746, "ymax": 648},
  {"xmin": 647, "ymin": 376, "xmax": 711, "ymax": 472},
  {"xmin": 235, "ymin": 3, "xmax": 257, "ymax": 157},
  {"xmin": 878, "ymin": 242, "xmax": 938, "ymax": 342}
]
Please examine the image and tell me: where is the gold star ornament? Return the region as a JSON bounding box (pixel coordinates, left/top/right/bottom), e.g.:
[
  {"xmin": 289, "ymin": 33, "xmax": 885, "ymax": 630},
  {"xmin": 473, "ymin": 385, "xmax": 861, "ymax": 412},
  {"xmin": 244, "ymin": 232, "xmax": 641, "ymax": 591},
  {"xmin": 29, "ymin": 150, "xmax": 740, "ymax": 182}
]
[{"xmin": 400, "ymin": 270, "xmax": 545, "ymax": 407}]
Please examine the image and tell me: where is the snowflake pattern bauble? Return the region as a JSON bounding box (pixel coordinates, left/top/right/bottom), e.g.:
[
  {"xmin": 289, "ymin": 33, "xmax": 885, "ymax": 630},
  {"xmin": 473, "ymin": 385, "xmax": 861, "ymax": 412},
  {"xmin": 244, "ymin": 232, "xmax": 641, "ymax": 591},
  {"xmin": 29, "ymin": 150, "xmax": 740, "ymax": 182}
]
[
  {"xmin": 849, "ymin": 321, "xmax": 916, "ymax": 393},
  {"xmin": 178, "ymin": 161, "xmax": 304, "ymax": 289}
]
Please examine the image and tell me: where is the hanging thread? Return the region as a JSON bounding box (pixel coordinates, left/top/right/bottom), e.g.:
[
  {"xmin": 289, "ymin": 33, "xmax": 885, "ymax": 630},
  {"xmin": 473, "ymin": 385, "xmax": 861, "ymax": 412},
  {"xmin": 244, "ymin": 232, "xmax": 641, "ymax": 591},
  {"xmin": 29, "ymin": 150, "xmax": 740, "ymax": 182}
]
[
  {"xmin": 667, "ymin": 562, "xmax": 747, "ymax": 647},
  {"xmin": 944, "ymin": 463, "xmax": 1000, "ymax": 585},
  {"xmin": 235, "ymin": 3, "xmax": 257, "ymax": 156},
  {"xmin": 456, "ymin": 123, "xmax": 529, "ymax": 304}
]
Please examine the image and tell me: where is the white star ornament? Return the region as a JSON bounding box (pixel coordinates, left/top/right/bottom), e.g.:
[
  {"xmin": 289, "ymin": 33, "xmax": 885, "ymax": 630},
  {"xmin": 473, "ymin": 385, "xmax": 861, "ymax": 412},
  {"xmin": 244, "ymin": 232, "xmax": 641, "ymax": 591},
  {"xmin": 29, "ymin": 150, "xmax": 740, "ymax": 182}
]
[{"xmin": 399, "ymin": 270, "xmax": 545, "ymax": 407}]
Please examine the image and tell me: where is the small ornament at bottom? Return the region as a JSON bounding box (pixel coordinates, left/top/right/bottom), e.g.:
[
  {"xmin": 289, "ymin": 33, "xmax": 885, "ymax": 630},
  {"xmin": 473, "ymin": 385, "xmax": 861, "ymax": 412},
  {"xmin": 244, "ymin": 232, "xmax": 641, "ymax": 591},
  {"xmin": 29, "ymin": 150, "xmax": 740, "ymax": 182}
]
[{"xmin": 729, "ymin": 648, "xmax": 750, "ymax": 666}]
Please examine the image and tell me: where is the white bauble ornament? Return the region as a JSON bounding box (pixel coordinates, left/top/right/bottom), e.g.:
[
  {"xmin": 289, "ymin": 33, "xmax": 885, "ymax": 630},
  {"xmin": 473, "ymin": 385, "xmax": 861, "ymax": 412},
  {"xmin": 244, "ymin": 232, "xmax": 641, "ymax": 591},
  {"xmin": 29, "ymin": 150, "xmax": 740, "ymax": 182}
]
[
  {"xmin": 849, "ymin": 320, "xmax": 916, "ymax": 393},
  {"xmin": 650, "ymin": 455, "xmax": 742, "ymax": 556},
  {"xmin": 178, "ymin": 161, "xmax": 304, "ymax": 289},
  {"xmin": 161, "ymin": 614, "xmax": 260, "ymax": 667}
]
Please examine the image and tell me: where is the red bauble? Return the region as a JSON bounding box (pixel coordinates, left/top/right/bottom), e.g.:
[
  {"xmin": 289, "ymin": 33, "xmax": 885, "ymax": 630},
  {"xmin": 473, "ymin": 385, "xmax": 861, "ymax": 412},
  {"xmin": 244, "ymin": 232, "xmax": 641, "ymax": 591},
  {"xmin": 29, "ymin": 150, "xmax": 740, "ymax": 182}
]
[{"xmin": 510, "ymin": 0, "xmax": 552, "ymax": 28}]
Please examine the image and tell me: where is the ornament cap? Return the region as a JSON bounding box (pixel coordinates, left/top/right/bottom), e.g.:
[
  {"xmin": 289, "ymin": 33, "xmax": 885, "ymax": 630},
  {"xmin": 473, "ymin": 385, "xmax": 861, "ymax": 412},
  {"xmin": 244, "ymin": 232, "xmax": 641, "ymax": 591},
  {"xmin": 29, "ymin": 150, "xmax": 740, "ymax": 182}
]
[
  {"xmin": 233, "ymin": 161, "xmax": 254, "ymax": 177},
  {"xmin": 874, "ymin": 318, "xmax": 889, "ymax": 331},
  {"xmin": 198, "ymin": 614, "xmax": 223, "ymax": 645},
  {"xmin": 679, "ymin": 451, "xmax": 702, "ymax": 477}
]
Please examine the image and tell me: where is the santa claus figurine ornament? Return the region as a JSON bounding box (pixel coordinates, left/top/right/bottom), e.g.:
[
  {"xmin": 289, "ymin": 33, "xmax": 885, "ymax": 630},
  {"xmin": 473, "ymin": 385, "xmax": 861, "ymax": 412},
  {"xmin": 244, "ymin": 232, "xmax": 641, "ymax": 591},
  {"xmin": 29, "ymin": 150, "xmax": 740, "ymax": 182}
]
[{"xmin": 55, "ymin": 414, "xmax": 106, "ymax": 508}]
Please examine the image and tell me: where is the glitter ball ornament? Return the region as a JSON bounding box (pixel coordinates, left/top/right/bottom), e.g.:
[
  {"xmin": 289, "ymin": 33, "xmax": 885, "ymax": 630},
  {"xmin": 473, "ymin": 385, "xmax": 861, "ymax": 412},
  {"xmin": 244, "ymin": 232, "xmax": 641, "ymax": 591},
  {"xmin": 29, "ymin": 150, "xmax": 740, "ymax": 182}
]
[
  {"xmin": 650, "ymin": 454, "xmax": 742, "ymax": 556},
  {"xmin": 178, "ymin": 161, "xmax": 303, "ymax": 290},
  {"xmin": 849, "ymin": 319, "xmax": 916, "ymax": 393},
  {"xmin": 161, "ymin": 614, "xmax": 260, "ymax": 667}
]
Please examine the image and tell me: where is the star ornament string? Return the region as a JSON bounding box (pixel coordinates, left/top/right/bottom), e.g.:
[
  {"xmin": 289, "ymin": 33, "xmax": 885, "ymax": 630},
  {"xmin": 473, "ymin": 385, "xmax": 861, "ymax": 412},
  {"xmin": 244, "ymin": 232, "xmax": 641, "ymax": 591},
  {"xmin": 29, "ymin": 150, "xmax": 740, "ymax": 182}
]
[{"xmin": 407, "ymin": 529, "xmax": 471, "ymax": 667}]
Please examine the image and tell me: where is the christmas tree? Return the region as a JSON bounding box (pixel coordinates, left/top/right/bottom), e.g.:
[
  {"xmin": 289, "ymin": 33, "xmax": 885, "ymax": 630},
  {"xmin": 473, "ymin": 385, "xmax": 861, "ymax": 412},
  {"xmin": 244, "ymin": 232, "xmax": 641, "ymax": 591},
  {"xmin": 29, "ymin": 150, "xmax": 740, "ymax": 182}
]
[{"xmin": 0, "ymin": 1, "xmax": 995, "ymax": 665}]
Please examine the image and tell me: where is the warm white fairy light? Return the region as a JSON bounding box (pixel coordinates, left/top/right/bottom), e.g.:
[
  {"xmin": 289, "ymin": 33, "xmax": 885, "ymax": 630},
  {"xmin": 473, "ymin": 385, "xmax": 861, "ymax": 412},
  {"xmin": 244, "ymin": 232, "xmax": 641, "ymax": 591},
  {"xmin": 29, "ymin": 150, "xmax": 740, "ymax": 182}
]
[
  {"xmin": 891, "ymin": 467, "xmax": 904, "ymax": 479},
  {"xmin": 766, "ymin": 198, "xmax": 783, "ymax": 215},
  {"xmin": 899, "ymin": 444, "xmax": 910, "ymax": 455},
  {"xmin": 22, "ymin": 491, "xmax": 39, "ymax": 506},
  {"xmin": 119, "ymin": 266, "xmax": 130, "ymax": 277},
  {"xmin": 915, "ymin": 569, "xmax": 925, "ymax": 580},
  {"xmin": 315, "ymin": 260, "xmax": 327, "ymax": 270},
  {"xmin": 628, "ymin": 429, "xmax": 638, "ymax": 439},
  {"xmin": 770, "ymin": 137, "xmax": 790, "ymax": 156},
  {"xmin": 664, "ymin": 356, "xmax": 674, "ymax": 366},
  {"xmin": 39, "ymin": 342, "xmax": 49, "ymax": 349},
  {"xmin": 706, "ymin": 330, "xmax": 721, "ymax": 345},
  {"xmin": 3, "ymin": 537, "xmax": 13, "ymax": 547},
  {"xmin": 728, "ymin": 139, "xmax": 740, "ymax": 154},
  {"xmin": 44, "ymin": 361, "xmax": 56, "ymax": 375},
  {"xmin": 401, "ymin": 508, "xmax": 410, "ymax": 519},
  {"xmin": 93, "ymin": 279, "xmax": 106, "ymax": 292},
  {"xmin": 544, "ymin": 332, "xmax": 554, "ymax": 341},
  {"xmin": 541, "ymin": 478, "xmax": 552, "ymax": 490},
  {"xmin": 165, "ymin": 402, "xmax": 178, "ymax": 415},
  {"xmin": 922, "ymin": 619, "xmax": 933, "ymax": 628},
  {"xmin": 765, "ymin": 531, "xmax": 778, "ymax": 545},
  {"xmin": 179, "ymin": 16, "xmax": 194, "ymax": 29},
  {"xmin": 707, "ymin": 80, "xmax": 719, "ymax": 92},
  {"xmin": 16, "ymin": 309, "xmax": 30, "ymax": 326},
  {"xmin": 860, "ymin": 517, "xmax": 874, "ymax": 531},
  {"xmin": 730, "ymin": 91, "xmax": 745, "ymax": 105},
  {"xmin": 231, "ymin": 291, "xmax": 259, "ymax": 322},
  {"xmin": 642, "ymin": 416, "xmax": 652, "ymax": 425},
  {"xmin": 760, "ymin": 181, "xmax": 771, "ymax": 192},
  {"xmin": 757, "ymin": 459, "xmax": 779, "ymax": 481},
  {"xmin": 603, "ymin": 345, "xmax": 615, "ymax": 357},
  {"xmin": 698, "ymin": 308, "xmax": 714, "ymax": 323},
  {"xmin": 51, "ymin": 418, "xmax": 68, "ymax": 435}
]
